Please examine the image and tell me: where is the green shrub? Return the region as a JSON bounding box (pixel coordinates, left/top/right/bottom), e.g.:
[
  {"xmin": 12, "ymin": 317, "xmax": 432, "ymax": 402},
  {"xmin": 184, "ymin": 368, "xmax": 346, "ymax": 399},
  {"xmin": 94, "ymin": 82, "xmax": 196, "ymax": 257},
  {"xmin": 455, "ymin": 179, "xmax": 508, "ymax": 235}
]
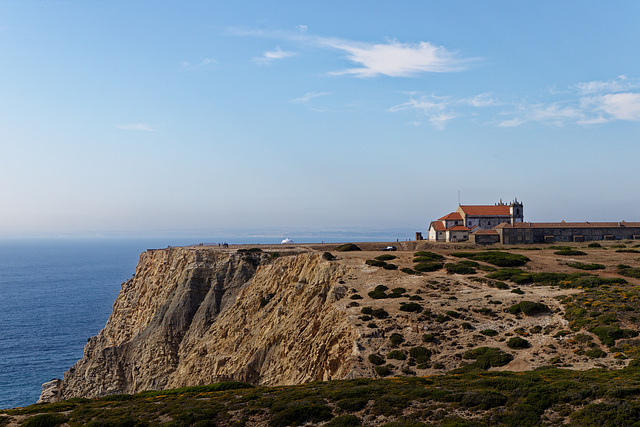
[
  {"xmin": 414, "ymin": 262, "xmax": 444, "ymax": 272},
  {"xmin": 461, "ymin": 391, "xmax": 508, "ymax": 410},
  {"xmin": 436, "ymin": 314, "xmax": 450, "ymax": 323},
  {"xmin": 368, "ymin": 353, "xmax": 385, "ymax": 365},
  {"xmin": 371, "ymin": 308, "xmax": 389, "ymax": 319},
  {"xmin": 507, "ymin": 337, "xmax": 530, "ymax": 349},
  {"xmin": 322, "ymin": 252, "xmax": 336, "ymax": 261},
  {"xmin": 390, "ymin": 333, "xmax": 404, "ymax": 346},
  {"xmin": 422, "ymin": 333, "xmax": 437, "ymax": 343},
  {"xmin": 413, "ymin": 251, "xmax": 444, "ymax": 261},
  {"xmin": 585, "ymin": 348, "xmax": 607, "ymax": 358},
  {"xmin": 21, "ymin": 414, "xmax": 69, "ymax": 427},
  {"xmin": 375, "ymin": 254, "xmax": 397, "ymax": 261},
  {"xmin": 618, "ymin": 267, "xmax": 640, "ymax": 279},
  {"xmin": 335, "ymin": 243, "xmax": 361, "ymax": 252},
  {"xmin": 511, "ymin": 288, "xmax": 525, "ymax": 295},
  {"xmin": 366, "ymin": 259, "xmax": 387, "ymax": 267},
  {"xmin": 554, "ymin": 249, "xmax": 587, "ymax": 256},
  {"xmin": 446, "ymin": 310, "xmax": 462, "ymax": 318},
  {"xmin": 409, "ymin": 346, "xmax": 432, "ymax": 363},
  {"xmin": 509, "ymin": 301, "xmax": 549, "ymax": 315},
  {"xmin": 361, "ymin": 307, "xmax": 373, "ymax": 315},
  {"xmin": 326, "ymin": 415, "xmax": 362, "ymax": 426},
  {"xmin": 374, "ymin": 365, "xmax": 393, "ymax": 376},
  {"xmin": 617, "ymin": 249, "xmax": 640, "ymax": 253},
  {"xmin": 399, "ymin": 302, "xmax": 422, "ymax": 312},
  {"xmin": 382, "ymin": 263, "xmax": 398, "ymax": 270},
  {"xmin": 588, "ymin": 242, "xmax": 602, "ymax": 247},
  {"xmin": 269, "ymin": 403, "xmax": 333, "ymax": 426},
  {"xmin": 387, "ymin": 350, "xmax": 406, "ymax": 360},
  {"xmin": 481, "ymin": 329, "xmax": 499, "ymax": 337},
  {"xmin": 567, "ymin": 262, "xmax": 606, "ymax": 270},
  {"xmin": 401, "ymin": 267, "xmax": 417, "ymax": 274},
  {"xmin": 350, "ymin": 294, "xmax": 363, "ymax": 300},
  {"xmin": 461, "ymin": 347, "xmax": 513, "ymax": 370},
  {"xmin": 368, "ymin": 290, "xmax": 388, "ymax": 299},
  {"xmin": 451, "ymin": 251, "xmax": 530, "ymax": 267},
  {"xmin": 445, "ymin": 263, "xmax": 476, "ymax": 274},
  {"xmin": 494, "ymin": 281, "xmax": 509, "ymax": 289}
]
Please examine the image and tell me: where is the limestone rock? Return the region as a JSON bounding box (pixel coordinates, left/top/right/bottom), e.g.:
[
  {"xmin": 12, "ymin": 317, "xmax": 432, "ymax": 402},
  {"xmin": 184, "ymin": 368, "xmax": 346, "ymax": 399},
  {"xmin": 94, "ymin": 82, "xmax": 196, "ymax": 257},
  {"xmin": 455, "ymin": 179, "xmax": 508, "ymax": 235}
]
[{"xmin": 45, "ymin": 248, "xmax": 355, "ymax": 401}]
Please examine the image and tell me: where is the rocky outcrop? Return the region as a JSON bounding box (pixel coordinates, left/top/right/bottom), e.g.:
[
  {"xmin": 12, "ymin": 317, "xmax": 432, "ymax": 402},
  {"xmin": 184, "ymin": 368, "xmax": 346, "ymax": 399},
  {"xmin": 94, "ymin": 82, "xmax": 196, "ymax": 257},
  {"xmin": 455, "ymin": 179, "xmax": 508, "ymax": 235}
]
[{"xmin": 52, "ymin": 248, "xmax": 355, "ymax": 401}]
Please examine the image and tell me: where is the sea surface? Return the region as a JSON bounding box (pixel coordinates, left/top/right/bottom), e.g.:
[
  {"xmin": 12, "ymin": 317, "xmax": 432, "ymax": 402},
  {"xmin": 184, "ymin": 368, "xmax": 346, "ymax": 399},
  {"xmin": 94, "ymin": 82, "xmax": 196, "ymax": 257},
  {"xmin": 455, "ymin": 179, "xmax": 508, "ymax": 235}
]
[{"xmin": 0, "ymin": 233, "xmax": 406, "ymax": 409}]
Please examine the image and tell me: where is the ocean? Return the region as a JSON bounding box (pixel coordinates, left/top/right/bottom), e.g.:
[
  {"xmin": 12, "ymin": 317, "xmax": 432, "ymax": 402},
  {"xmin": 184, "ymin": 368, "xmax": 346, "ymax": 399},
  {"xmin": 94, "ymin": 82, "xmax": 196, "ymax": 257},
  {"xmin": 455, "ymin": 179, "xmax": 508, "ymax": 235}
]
[{"xmin": 0, "ymin": 233, "xmax": 406, "ymax": 409}]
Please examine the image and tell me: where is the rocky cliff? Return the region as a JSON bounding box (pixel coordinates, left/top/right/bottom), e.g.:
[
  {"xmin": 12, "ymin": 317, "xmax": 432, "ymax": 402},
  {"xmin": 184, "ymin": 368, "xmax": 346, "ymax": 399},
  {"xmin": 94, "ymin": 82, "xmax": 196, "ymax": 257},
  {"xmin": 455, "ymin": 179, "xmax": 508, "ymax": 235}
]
[{"xmin": 51, "ymin": 247, "xmax": 356, "ymax": 400}]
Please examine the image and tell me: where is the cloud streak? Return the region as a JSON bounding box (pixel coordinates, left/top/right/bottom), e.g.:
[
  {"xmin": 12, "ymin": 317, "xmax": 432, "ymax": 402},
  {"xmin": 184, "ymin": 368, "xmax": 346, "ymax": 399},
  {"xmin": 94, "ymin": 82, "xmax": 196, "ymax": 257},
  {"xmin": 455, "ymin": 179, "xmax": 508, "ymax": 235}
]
[
  {"xmin": 229, "ymin": 26, "xmax": 472, "ymax": 78},
  {"xmin": 392, "ymin": 77, "xmax": 640, "ymax": 129},
  {"xmin": 254, "ymin": 47, "xmax": 297, "ymax": 64},
  {"xmin": 320, "ymin": 39, "xmax": 470, "ymax": 77}
]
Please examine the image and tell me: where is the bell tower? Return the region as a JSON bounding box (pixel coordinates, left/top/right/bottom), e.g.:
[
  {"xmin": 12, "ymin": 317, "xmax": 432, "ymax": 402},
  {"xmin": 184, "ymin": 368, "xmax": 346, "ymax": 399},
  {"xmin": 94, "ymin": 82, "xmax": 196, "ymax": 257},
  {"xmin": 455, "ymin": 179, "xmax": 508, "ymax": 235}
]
[{"xmin": 509, "ymin": 199, "xmax": 524, "ymax": 224}]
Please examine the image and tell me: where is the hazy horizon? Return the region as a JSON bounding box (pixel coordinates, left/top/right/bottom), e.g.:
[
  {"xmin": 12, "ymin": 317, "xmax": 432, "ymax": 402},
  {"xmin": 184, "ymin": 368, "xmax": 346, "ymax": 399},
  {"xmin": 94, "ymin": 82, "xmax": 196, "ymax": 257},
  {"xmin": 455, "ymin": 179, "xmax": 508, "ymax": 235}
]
[{"xmin": 1, "ymin": 1, "xmax": 639, "ymax": 237}]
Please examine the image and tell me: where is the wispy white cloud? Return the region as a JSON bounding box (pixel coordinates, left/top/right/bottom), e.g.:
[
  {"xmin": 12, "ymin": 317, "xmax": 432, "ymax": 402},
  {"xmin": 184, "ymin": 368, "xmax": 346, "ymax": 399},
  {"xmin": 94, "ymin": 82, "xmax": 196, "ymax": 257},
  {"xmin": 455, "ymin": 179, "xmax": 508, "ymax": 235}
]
[
  {"xmin": 497, "ymin": 77, "xmax": 640, "ymax": 127},
  {"xmin": 115, "ymin": 123, "xmax": 156, "ymax": 131},
  {"xmin": 320, "ymin": 38, "xmax": 471, "ymax": 78},
  {"xmin": 390, "ymin": 92, "xmax": 497, "ymax": 129},
  {"xmin": 574, "ymin": 75, "xmax": 638, "ymax": 95},
  {"xmin": 290, "ymin": 92, "xmax": 330, "ymax": 104},
  {"xmin": 290, "ymin": 92, "xmax": 331, "ymax": 112},
  {"xmin": 228, "ymin": 26, "xmax": 473, "ymax": 78},
  {"xmin": 181, "ymin": 57, "xmax": 217, "ymax": 69},
  {"xmin": 254, "ymin": 47, "xmax": 296, "ymax": 64},
  {"xmin": 497, "ymin": 103, "xmax": 583, "ymax": 127}
]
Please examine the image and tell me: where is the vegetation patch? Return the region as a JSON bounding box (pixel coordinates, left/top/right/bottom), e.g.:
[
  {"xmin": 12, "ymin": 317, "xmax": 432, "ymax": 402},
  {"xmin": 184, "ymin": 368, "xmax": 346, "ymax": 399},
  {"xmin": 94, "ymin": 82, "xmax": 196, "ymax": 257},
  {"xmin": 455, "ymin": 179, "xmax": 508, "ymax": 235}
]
[
  {"xmin": 413, "ymin": 262, "xmax": 444, "ymax": 272},
  {"xmin": 567, "ymin": 262, "xmax": 606, "ymax": 270},
  {"xmin": 322, "ymin": 252, "xmax": 336, "ymax": 261},
  {"xmin": 375, "ymin": 254, "xmax": 397, "ymax": 261},
  {"xmin": 451, "ymin": 251, "xmax": 530, "ymax": 267},
  {"xmin": 509, "ymin": 301, "xmax": 550, "ymax": 316},
  {"xmin": 334, "ymin": 243, "xmax": 361, "ymax": 252},
  {"xmin": 413, "ymin": 251, "xmax": 444, "ymax": 261},
  {"xmin": 458, "ymin": 347, "xmax": 514, "ymax": 371},
  {"xmin": 399, "ymin": 302, "xmax": 423, "ymax": 312},
  {"xmin": 554, "ymin": 249, "xmax": 587, "ymax": 256},
  {"xmin": 507, "ymin": 337, "xmax": 530, "ymax": 349},
  {"xmin": 445, "ymin": 263, "xmax": 477, "ymax": 275}
]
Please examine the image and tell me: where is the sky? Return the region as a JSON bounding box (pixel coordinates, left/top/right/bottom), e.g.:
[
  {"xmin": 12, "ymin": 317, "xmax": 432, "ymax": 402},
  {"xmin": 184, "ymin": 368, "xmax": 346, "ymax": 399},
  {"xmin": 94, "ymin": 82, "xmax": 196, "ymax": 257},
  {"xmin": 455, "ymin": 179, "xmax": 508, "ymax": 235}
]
[{"xmin": 1, "ymin": 1, "xmax": 639, "ymax": 238}]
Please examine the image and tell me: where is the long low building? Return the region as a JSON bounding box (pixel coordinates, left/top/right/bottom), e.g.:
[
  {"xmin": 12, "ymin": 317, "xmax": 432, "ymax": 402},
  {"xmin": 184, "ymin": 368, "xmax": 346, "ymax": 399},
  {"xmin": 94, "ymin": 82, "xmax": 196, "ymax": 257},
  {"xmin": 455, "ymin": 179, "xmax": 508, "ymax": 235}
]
[{"xmin": 495, "ymin": 221, "xmax": 640, "ymax": 244}]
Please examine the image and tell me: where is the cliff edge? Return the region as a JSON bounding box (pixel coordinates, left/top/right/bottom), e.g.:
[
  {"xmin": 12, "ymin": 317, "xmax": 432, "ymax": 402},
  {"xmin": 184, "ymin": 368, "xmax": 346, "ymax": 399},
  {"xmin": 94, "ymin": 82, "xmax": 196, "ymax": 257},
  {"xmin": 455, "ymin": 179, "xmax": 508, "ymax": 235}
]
[{"xmin": 50, "ymin": 247, "xmax": 355, "ymax": 401}]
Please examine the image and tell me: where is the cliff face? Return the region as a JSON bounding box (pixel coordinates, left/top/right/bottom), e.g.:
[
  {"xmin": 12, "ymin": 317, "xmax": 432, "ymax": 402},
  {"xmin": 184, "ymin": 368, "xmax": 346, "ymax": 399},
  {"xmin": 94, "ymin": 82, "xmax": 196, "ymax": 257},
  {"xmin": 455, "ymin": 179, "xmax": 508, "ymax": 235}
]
[{"xmin": 56, "ymin": 248, "xmax": 354, "ymax": 400}]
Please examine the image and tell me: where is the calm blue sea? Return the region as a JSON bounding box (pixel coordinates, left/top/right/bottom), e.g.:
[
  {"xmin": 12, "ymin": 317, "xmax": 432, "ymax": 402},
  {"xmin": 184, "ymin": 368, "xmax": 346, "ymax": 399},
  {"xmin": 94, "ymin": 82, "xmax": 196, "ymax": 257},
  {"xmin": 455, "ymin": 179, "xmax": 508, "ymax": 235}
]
[{"xmin": 0, "ymin": 233, "xmax": 406, "ymax": 409}]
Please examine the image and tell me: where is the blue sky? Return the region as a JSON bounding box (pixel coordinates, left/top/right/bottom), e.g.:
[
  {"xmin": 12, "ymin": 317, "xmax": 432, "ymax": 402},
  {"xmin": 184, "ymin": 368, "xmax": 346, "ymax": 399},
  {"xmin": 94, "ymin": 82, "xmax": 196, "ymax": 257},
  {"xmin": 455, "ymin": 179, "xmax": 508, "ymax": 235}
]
[{"xmin": 1, "ymin": 1, "xmax": 639, "ymax": 238}]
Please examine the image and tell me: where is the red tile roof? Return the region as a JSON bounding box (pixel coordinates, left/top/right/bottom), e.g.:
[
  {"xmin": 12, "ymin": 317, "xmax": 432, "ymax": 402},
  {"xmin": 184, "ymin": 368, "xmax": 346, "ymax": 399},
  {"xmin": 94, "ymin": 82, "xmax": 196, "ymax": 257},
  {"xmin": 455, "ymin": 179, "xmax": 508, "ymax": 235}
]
[
  {"xmin": 458, "ymin": 205, "xmax": 511, "ymax": 216},
  {"xmin": 438, "ymin": 212, "xmax": 463, "ymax": 221},
  {"xmin": 446, "ymin": 225, "xmax": 471, "ymax": 231},
  {"xmin": 429, "ymin": 221, "xmax": 446, "ymax": 231},
  {"xmin": 494, "ymin": 221, "xmax": 640, "ymax": 229},
  {"xmin": 473, "ymin": 229, "xmax": 499, "ymax": 235}
]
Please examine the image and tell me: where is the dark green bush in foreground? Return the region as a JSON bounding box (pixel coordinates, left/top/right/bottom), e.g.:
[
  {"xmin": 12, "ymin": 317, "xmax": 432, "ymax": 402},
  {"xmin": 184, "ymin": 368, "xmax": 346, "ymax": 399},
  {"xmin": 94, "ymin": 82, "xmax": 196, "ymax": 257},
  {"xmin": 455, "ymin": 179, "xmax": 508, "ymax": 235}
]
[
  {"xmin": 507, "ymin": 337, "xmax": 530, "ymax": 349},
  {"xmin": 459, "ymin": 347, "xmax": 513, "ymax": 371},
  {"xmin": 413, "ymin": 262, "xmax": 443, "ymax": 272},
  {"xmin": 445, "ymin": 263, "xmax": 476, "ymax": 275},
  {"xmin": 509, "ymin": 301, "xmax": 549, "ymax": 316},
  {"xmin": 554, "ymin": 249, "xmax": 587, "ymax": 256},
  {"xmin": 567, "ymin": 262, "xmax": 605, "ymax": 270},
  {"xmin": 451, "ymin": 251, "xmax": 530, "ymax": 267},
  {"xmin": 335, "ymin": 243, "xmax": 361, "ymax": 252}
]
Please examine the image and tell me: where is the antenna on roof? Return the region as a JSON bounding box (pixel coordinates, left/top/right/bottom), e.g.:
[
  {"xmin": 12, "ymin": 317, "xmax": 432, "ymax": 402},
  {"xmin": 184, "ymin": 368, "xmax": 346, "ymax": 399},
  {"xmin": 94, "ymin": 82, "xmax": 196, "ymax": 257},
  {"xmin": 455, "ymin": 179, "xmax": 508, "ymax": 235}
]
[{"xmin": 458, "ymin": 190, "xmax": 461, "ymax": 206}]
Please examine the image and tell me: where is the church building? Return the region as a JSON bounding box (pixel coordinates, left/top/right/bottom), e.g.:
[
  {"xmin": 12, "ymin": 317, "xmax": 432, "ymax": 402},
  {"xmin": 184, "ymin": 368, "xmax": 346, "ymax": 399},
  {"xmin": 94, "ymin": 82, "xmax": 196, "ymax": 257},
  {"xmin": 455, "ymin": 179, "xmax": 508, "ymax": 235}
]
[{"xmin": 428, "ymin": 200, "xmax": 523, "ymax": 242}]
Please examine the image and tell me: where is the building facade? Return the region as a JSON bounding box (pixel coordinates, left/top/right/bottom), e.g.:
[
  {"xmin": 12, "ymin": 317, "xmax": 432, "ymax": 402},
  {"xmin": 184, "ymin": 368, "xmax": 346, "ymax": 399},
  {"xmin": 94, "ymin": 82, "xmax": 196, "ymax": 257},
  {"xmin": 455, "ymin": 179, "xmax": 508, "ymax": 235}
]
[{"xmin": 495, "ymin": 221, "xmax": 640, "ymax": 244}]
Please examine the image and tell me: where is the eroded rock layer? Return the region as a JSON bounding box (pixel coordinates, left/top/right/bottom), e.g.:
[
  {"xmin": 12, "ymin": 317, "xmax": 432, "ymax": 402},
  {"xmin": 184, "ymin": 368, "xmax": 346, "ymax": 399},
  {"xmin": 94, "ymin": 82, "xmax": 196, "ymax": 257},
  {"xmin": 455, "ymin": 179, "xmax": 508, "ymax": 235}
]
[{"xmin": 56, "ymin": 248, "xmax": 354, "ymax": 400}]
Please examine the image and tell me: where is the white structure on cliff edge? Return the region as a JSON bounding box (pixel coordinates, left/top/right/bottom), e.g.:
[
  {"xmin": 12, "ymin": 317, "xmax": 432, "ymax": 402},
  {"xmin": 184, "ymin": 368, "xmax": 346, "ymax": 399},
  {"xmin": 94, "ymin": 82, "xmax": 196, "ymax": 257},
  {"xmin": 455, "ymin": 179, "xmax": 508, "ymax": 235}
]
[{"xmin": 281, "ymin": 238, "xmax": 294, "ymax": 244}]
